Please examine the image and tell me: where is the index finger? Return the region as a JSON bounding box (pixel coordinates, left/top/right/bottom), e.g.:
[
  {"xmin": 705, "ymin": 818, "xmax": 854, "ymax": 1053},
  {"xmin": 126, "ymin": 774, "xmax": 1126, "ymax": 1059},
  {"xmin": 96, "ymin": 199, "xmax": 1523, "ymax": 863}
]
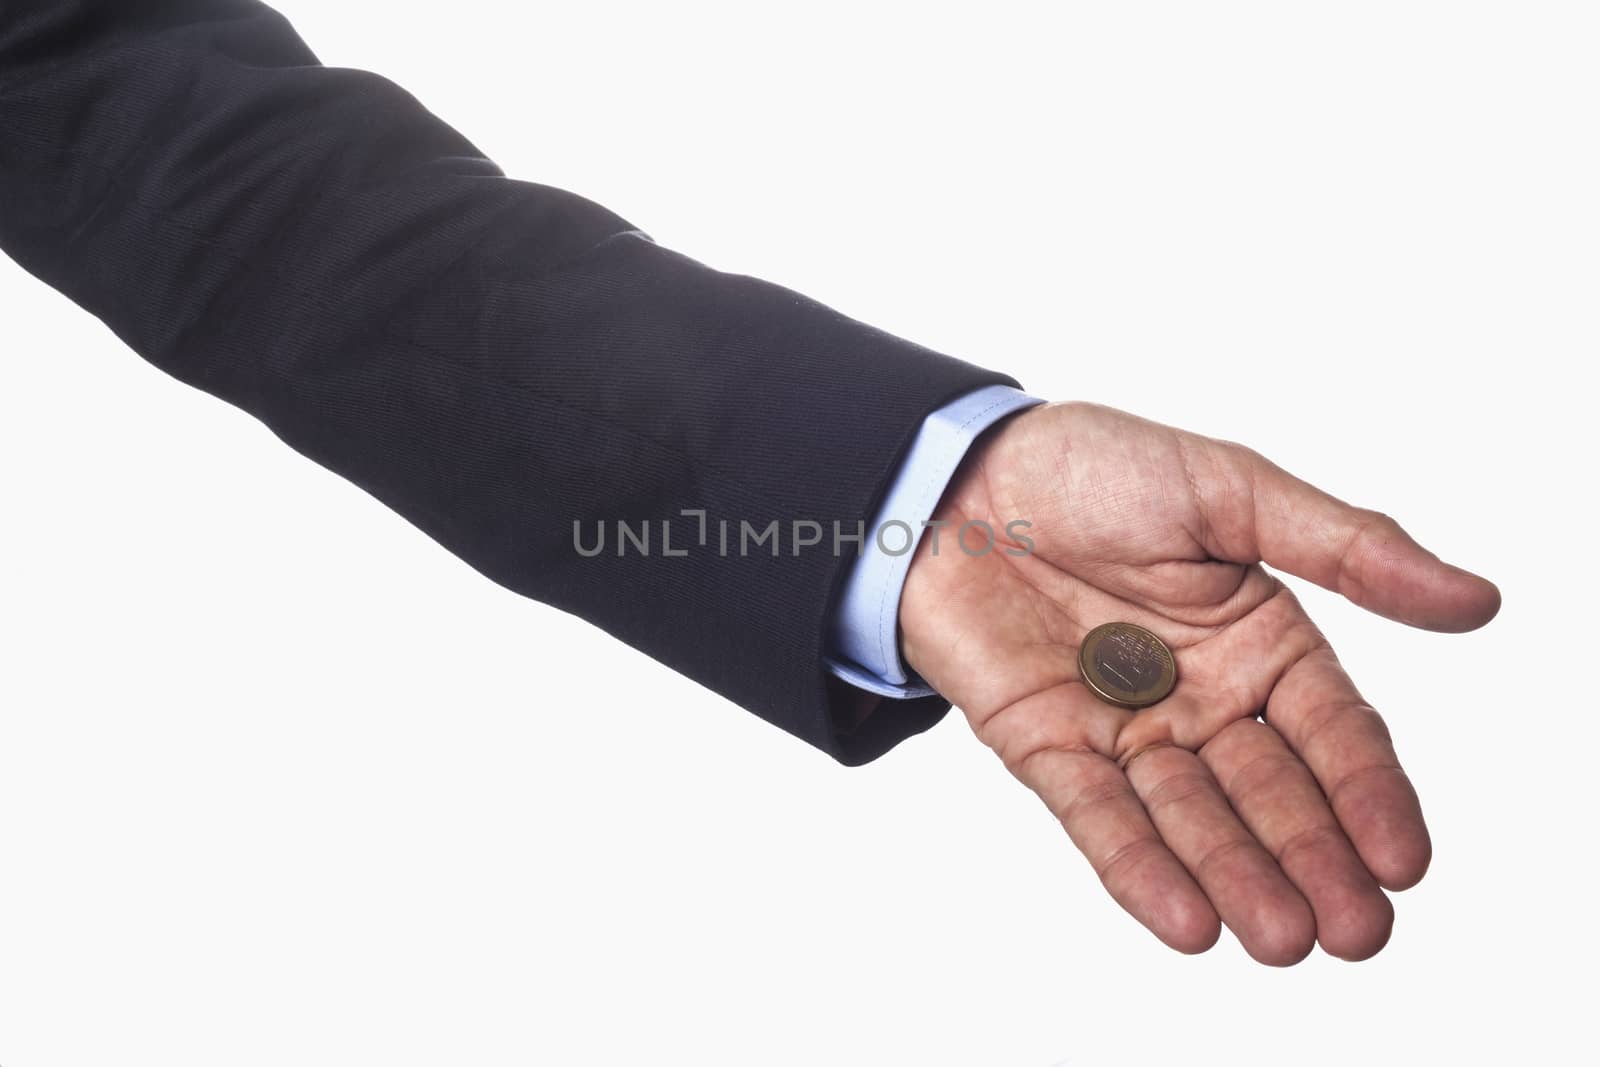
[{"xmin": 1265, "ymin": 646, "xmax": 1432, "ymax": 890}]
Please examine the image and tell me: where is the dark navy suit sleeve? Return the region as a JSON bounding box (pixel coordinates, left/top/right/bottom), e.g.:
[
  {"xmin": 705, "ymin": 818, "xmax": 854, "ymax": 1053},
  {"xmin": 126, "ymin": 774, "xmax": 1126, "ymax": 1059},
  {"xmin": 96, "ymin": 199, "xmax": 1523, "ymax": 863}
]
[{"xmin": 0, "ymin": 1, "xmax": 1017, "ymax": 763}]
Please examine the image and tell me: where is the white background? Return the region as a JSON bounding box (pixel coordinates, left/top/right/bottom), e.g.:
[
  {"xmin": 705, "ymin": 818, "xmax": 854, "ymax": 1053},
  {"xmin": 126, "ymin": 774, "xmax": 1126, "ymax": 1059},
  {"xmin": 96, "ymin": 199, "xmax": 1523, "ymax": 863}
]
[{"xmin": 1, "ymin": 1, "xmax": 1594, "ymax": 1064}]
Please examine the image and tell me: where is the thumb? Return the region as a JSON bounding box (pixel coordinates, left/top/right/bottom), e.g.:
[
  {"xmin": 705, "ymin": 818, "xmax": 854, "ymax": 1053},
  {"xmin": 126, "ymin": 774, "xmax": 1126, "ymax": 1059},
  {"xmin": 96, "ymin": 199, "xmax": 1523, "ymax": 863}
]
[{"xmin": 1226, "ymin": 448, "xmax": 1501, "ymax": 633}]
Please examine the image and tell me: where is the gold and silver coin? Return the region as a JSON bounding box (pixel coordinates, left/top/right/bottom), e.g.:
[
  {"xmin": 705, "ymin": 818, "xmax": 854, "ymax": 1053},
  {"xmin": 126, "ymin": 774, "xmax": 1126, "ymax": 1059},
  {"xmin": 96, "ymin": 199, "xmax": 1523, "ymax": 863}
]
[{"xmin": 1078, "ymin": 622, "xmax": 1177, "ymax": 709}]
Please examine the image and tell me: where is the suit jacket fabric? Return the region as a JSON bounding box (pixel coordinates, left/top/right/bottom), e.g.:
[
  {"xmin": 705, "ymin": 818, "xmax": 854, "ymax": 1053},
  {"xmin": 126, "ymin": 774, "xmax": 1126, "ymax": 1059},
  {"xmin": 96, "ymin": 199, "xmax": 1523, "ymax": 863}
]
[{"xmin": 0, "ymin": 0, "xmax": 1017, "ymax": 764}]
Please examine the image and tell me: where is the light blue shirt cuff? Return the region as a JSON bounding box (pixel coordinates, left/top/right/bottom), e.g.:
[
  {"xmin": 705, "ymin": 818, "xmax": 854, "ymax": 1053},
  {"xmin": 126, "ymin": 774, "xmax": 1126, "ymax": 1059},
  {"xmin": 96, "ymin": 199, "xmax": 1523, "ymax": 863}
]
[{"xmin": 825, "ymin": 385, "xmax": 1045, "ymax": 699}]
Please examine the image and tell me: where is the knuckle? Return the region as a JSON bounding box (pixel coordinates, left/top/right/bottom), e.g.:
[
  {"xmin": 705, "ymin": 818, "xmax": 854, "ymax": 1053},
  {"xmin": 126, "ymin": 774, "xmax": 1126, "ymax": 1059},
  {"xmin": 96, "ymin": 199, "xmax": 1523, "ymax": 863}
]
[
  {"xmin": 1094, "ymin": 834, "xmax": 1167, "ymax": 886},
  {"xmin": 1220, "ymin": 750, "xmax": 1307, "ymax": 807},
  {"xmin": 1273, "ymin": 823, "xmax": 1348, "ymax": 867},
  {"xmin": 1050, "ymin": 773, "xmax": 1125, "ymax": 825},
  {"xmin": 1193, "ymin": 836, "xmax": 1259, "ymax": 880},
  {"xmin": 1295, "ymin": 697, "xmax": 1388, "ymax": 756},
  {"xmin": 1141, "ymin": 770, "xmax": 1218, "ymax": 816}
]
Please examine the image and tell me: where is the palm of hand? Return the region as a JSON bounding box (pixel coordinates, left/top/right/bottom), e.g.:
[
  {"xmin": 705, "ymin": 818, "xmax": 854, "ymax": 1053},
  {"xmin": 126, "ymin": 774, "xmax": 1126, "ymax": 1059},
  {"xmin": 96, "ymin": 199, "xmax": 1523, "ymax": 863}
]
[{"xmin": 900, "ymin": 402, "xmax": 1499, "ymax": 963}]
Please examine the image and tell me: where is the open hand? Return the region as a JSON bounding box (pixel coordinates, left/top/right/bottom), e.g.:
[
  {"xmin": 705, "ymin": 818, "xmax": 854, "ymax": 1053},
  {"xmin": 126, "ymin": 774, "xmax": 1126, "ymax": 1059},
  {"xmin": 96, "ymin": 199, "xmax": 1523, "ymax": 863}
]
[{"xmin": 900, "ymin": 402, "xmax": 1499, "ymax": 963}]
